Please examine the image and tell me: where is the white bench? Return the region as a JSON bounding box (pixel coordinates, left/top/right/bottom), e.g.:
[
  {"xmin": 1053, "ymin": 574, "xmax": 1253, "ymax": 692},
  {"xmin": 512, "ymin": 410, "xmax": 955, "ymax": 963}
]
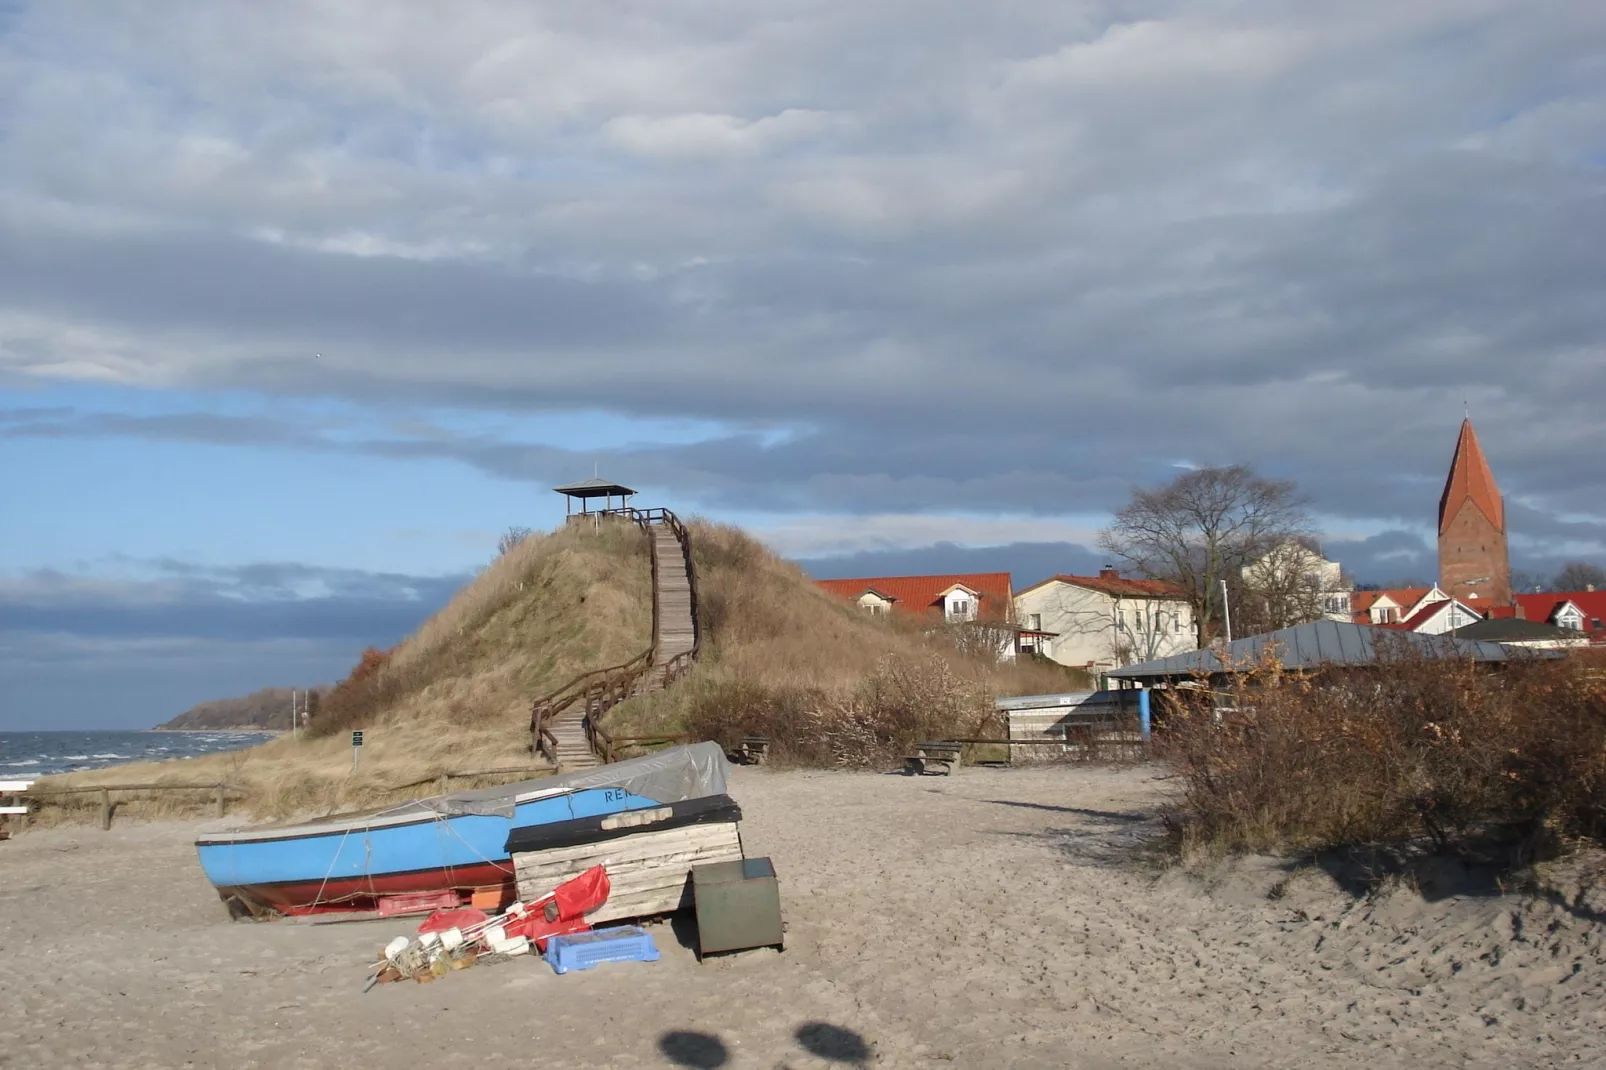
[{"xmin": 1, "ymin": 779, "xmax": 32, "ymax": 838}]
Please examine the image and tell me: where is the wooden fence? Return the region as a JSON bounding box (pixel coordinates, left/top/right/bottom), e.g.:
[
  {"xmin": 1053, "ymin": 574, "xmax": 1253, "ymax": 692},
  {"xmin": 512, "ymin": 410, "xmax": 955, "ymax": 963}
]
[{"xmin": 25, "ymin": 782, "xmax": 242, "ymax": 830}]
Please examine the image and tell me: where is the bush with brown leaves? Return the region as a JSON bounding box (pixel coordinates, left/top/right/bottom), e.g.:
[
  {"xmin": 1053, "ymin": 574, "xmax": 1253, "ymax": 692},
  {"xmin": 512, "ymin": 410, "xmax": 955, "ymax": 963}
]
[{"xmin": 1160, "ymin": 645, "xmax": 1606, "ymax": 859}]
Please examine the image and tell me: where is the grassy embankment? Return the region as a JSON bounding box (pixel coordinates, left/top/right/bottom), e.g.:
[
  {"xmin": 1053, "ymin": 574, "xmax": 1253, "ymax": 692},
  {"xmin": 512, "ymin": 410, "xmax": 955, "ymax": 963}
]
[{"xmin": 35, "ymin": 519, "xmax": 1087, "ymax": 825}]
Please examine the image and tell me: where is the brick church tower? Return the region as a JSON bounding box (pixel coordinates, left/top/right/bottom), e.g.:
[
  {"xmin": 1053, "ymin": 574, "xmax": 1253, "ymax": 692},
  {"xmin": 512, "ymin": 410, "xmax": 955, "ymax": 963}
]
[{"xmin": 1437, "ymin": 418, "xmax": 1511, "ymax": 607}]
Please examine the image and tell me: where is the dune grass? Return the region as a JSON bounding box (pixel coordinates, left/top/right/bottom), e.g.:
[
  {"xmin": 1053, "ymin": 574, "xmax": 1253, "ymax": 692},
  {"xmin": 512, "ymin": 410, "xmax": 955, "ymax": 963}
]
[
  {"xmin": 32, "ymin": 516, "xmax": 1090, "ymax": 824},
  {"xmin": 600, "ymin": 519, "xmax": 1091, "ymax": 765}
]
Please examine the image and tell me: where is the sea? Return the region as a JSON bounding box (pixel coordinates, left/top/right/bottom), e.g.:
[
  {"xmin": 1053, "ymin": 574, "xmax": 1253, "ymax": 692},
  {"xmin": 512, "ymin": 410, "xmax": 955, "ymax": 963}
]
[{"xmin": 0, "ymin": 730, "xmax": 278, "ymax": 778}]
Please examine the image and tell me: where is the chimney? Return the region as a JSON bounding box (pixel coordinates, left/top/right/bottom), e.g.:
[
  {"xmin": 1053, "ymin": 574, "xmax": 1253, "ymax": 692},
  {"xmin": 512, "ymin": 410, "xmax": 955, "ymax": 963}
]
[
  {"xmin": 1099, "ymin": 566, "xmax": 1120, "ymax": 581},
  {"xmin": 1513, "ymin": 598, "xmax": 1525, "ymax": 621},
  {"xmin": 1589, "ymin": 584, "xmax": 1597, "ymax": 593}
]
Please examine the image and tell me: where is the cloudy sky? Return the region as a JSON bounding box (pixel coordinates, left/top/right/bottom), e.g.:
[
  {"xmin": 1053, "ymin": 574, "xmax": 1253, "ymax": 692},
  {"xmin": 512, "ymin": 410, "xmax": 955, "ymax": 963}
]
[{"xmin": 3, "ymin": 0, "xmax": 1603, "ymax": 729}]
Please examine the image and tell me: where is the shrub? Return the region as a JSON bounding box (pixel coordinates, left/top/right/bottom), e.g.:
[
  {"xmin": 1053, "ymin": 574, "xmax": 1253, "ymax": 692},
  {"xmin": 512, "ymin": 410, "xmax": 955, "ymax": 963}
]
[
  {"xmin": 1160, "ymin": 644, "xmax": 1606, "ymax": 859},
  {"xmin": 681, "ymin": 654, "xmax": 1000, "ymax": 767}
]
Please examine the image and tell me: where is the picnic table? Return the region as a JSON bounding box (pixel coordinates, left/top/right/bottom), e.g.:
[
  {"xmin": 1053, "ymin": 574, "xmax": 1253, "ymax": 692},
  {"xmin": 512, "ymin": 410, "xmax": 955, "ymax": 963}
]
[{"xmin": 903, "ymin": 741, "xmax": 961, "ymax": 776}]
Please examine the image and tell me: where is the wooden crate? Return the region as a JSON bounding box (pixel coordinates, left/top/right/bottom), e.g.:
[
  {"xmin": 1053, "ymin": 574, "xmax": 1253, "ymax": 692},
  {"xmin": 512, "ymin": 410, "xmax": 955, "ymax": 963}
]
[{"xmin": 513, "ymin": 821, "xmax": 744, "ymax": 925}]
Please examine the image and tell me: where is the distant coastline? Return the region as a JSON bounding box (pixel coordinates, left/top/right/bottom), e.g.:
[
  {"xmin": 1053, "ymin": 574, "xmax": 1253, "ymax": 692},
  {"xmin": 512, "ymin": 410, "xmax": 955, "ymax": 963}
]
[
  {"xmin": 149, "ymin": 727, "xmax": 287, "ymax": 735},
  {"xmin": 151, "ymin": 685, "xmax": 323, "ymax": 732}
]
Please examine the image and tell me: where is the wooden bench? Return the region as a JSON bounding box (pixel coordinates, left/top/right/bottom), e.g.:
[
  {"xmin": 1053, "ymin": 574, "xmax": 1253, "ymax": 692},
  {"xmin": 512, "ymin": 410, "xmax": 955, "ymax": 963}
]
[
  {"xmin": 903, "ymin": 742, "xmax": 962, "ymax": 776},
  {"xmin": 1, "ymin": 779, "xmax": 33, "ymax": 840},
  {"xmin": 735, "ymin": 737, "xmax": 771, "ymax": 766}
]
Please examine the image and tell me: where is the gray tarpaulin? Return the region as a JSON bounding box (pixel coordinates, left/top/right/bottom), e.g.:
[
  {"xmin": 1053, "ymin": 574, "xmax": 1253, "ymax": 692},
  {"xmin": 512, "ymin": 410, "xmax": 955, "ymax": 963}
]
[{"xmin": 420, "ymin": 740, "xmax": 730, "ymax": 818}]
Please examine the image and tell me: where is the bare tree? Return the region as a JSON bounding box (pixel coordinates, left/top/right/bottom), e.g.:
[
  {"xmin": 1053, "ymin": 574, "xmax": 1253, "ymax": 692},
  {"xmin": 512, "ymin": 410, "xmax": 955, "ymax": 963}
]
[
  {"xmin": 1553, "ymin": 561, "xmax": 1606, "ymax": 592},
  {"xmin": 498, "ymin": 526, "xmax": 534, "ymax": 556},
  {"xmin": 1510, "ymin": 569, "xmax": 1550, "ymax": 595},
  {"xmin": 1098, "ymin": 465, "xmax": 1313, "ymax": 645},
  {"xmin": 945, "ymin": 619, "xmax": 1021, "ymax": 662},
  {"xmin": 1234, "ymin": 538, "xmax": 1334, "ymax": 634}
]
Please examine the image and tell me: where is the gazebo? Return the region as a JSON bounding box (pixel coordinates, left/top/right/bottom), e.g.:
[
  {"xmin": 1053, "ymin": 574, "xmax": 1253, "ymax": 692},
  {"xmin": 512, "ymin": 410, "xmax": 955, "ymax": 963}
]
[{"xmin": 553, "ymin": 477, "xmax": 637, "ymax": 517}]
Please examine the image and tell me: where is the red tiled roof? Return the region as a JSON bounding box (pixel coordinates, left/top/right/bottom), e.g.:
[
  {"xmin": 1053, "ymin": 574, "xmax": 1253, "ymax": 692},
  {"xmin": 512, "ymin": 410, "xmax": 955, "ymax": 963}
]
[
  {"xmin": 814, "ymin": 572, "xmax": 1014, "ymax": 621},
  {"xmin": 1379, "ymin": 599, "xmax": 1473, "ymax": 632},
  {"xmin": 1439, "ymin": 419, "xmax": 1505, "ymax": 535},
  {"xmin": 1017, "ymin": 573, "xmax": 1188, "ymax": 599},
  {"xmin": 1350, "ymin": 587, "xmax": 1437, "ymax": 624},
  {"xmin": 1514, "ymin": 591, "xmax": 1606, "ymax": 640}
]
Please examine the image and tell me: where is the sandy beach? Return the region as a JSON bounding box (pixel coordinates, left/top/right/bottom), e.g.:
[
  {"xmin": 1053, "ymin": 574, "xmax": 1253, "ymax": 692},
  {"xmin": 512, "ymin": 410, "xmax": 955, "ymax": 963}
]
[{"xmin": 2, "ymin": 763, "xmax": 1603, "ymax": 1069}]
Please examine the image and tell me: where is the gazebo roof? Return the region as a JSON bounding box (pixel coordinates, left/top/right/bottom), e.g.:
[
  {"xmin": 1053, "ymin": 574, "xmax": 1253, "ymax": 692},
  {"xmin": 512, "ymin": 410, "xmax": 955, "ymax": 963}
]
[{"xmin": 553, "ymin": 478, "xmax": 636, "ymax": 499}]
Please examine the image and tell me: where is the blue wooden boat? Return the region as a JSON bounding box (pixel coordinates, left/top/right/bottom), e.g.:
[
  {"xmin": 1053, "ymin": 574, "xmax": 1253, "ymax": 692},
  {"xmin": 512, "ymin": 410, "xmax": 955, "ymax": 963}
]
[{"xmin": 195, "ymin": 742, "xmax": 730, "ymax": 917}]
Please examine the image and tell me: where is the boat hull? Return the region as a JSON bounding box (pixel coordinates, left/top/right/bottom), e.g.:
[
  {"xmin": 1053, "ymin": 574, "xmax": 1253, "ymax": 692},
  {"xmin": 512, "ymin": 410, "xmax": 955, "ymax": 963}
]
[
  {"xmin": 194, "ymin": 741, "xmax": 737, "ymax": 917},
  {"xmin": 196, "ymin": 787, "xmax": 663, "ymax": 915}
]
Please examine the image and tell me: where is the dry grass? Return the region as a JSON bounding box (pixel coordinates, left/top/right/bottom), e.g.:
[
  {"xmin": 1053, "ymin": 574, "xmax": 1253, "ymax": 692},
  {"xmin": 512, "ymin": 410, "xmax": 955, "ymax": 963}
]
[
  {"xmin": 602, "ymin": 519, "xmax": 1090, "ymax": 765},
  {"xmin": 35, "ymin": 522, "xmax": 650, "ymax": 824},
  {"xmin": 308, "ymin": 520, "xmax": 650, "ymax": 739},
  {"xmin": 34, "ymin": 516, "xmax": 1091, "ymax": 824},
  {"xmin": 1160, "ymin": 645, "xmax": 1606, "ymax": 862}
]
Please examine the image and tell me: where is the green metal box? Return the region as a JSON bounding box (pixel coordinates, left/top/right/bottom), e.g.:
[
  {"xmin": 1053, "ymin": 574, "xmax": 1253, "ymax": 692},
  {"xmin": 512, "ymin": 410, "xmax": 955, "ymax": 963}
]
[{"xmin": 691, "ymin": 856, "xmax": 783, "ymax": 958}]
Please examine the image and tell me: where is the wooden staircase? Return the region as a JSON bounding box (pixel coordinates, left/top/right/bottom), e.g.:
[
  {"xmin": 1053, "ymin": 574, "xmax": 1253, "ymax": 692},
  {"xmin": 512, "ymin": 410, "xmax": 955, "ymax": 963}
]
[
  {"xmin": 650, "ymin": 524, "xmax": 696, "ymax": 679},
  {"xmin": 530, "ymin": 508, "xmax": 700, "ymax": 769}
]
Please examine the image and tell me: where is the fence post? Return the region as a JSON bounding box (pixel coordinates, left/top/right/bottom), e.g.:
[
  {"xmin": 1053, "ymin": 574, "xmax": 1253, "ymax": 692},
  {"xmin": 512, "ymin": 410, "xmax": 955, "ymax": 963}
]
[
  {"xmin": 100, "ymin": 788, "xmax": 111, "ymax": 831},
  {"xmin": 215, "ymin": 784, "xmax": 226, "ymax": 818}
]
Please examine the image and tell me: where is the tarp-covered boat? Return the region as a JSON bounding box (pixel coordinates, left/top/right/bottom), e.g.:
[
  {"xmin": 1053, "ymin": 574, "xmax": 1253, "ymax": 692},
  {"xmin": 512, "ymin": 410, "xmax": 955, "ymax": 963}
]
[{"xmin": 195, "ymin": 742, "xmax": 732, "ymax": 917}]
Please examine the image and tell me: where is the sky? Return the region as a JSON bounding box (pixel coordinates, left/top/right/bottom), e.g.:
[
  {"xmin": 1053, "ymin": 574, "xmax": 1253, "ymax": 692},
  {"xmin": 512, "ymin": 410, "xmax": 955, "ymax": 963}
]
[{"xmin": 2, "ymin": 0, "xmax": 1603, "ymax": 730}]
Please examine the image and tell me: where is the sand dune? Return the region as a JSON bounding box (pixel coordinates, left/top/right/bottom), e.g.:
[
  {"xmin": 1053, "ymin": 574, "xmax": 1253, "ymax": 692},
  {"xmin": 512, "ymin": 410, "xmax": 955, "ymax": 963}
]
[{"xmin": 0, "ymin": 764, "xmax": 1601, "ymax": 1068}]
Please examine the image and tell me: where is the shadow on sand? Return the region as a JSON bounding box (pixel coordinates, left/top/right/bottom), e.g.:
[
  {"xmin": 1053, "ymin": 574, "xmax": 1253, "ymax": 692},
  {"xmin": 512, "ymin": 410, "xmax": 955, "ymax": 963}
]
[{"xmin": 657, "ymin": 1022, "xmax": 873, "ymax": 1068}]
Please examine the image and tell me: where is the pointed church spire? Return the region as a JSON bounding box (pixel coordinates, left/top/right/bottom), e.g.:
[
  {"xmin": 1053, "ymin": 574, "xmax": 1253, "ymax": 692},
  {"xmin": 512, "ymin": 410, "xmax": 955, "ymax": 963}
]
[
  {"xmin": 1437, "ymin": 417, "xmax": 1511, "ymax": 607},
  {"xmin": 1438, "ymin": 418, "xmax": 1504, "ymax": 536}
]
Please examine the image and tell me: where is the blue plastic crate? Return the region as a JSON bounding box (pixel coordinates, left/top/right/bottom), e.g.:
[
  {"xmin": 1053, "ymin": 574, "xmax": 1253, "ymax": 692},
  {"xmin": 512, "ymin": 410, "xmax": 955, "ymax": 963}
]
[{"xmin": 545, "ymin": 926, "xmax": 662, "ymax": 975}]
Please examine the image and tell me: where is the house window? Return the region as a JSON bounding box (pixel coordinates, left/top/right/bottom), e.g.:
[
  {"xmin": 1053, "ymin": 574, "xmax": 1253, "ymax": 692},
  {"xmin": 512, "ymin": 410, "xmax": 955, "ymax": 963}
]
[
  {"xmin": 1174, "ymin": 614, "xmax": 1182, "ymax": 633},
  {"xmin": 1592, "ymin": 618, "xmax": 1602, "ymax": 630},
  {"xmin": 1027, "ymin": 613, "xmax": 1041, "ymax": 631},
  {"xmin": 950, "ymin": 599, "xmax": 973, "ymax": 621},
  {"xmin": 863, "ymin": 603, "xmax": 885, "ymax": 616}
]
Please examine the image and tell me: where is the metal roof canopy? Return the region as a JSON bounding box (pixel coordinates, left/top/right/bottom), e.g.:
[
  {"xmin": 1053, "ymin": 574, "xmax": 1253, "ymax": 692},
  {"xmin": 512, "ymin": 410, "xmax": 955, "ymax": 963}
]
[
  {"xmin": 1106, "ymin": 619, "xmax": 1559, "ymax": 684},
  {"xmin": 1449, "ymin": 617, "xmax": 1581, "ymax": 642},
  {"xmin": 553, "ymin": 477, "xmax": 637, "ymax": 514}
]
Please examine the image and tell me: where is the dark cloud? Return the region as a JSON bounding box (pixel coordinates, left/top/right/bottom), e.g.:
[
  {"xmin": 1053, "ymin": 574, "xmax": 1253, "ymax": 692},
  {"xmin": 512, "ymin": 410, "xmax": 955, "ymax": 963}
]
[
  {"xmin": 0, "ymin": 3, "xmax": 1600, "ymax": 544},
  {"xmin": 799, "ymin": 541, "xmax": 1108, "ymax": 589},
  {"xmin": 0, "ymin": 634, "xmax": 358, "ymax": 731},
  {"xmin": 2, "ymin": 1, "xmax": 1605, "ymax": 729},
  {"xmin": 0, "ymin": 562, "xmax": 464, "ymax": 643},
  {"xmin": 0, "ymin": 561, "xmax": 465, "ymax": 729},
  {"xmin": 801, "ymin": 531, "xmax": 1599, "ymax": 594}
]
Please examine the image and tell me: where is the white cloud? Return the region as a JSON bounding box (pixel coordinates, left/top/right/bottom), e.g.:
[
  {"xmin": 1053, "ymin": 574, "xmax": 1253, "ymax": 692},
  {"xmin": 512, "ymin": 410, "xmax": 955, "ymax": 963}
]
[{"xmin": 603, "ymin": 109, "xmax": 836, "ymax": 158}]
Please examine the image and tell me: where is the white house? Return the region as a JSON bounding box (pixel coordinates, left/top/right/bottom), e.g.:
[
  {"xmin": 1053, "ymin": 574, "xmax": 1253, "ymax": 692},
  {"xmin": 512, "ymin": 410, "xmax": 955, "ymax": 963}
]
[
  {"xmin": 1013, "ymin": 569, "xmax": 1198, "ymax": 674},
  {"xmin": 815, "ymin": 572, "xmax": 1024, "ymax": 659},
  {"xmin": 1241, "ymin": 542, "xmax": 1353, "ymax": 623},
  {"xmin": 1384, "ymin": 596, "xmax": 1483, "ymax": 635},
  {"xmin": 1351, "ymin": 586, "xmax": 1451, "ymax": 626}
]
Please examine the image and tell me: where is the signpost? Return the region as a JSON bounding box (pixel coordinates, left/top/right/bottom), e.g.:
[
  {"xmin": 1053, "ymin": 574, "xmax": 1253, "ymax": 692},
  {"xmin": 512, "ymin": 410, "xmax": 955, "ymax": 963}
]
[{"xmin": 351, "ymin": 730, "xmax": 364, "ymax": 771}]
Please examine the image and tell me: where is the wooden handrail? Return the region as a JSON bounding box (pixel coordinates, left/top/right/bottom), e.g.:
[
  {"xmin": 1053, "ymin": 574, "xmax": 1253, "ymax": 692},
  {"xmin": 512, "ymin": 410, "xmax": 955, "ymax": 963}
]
[
  {"xmin": 389, "ymin": 766, "xmax": 559, "ymax": 792},
  {"xmin": 528, "ymin": 506, "xmax": 703, "ymax": 763}
]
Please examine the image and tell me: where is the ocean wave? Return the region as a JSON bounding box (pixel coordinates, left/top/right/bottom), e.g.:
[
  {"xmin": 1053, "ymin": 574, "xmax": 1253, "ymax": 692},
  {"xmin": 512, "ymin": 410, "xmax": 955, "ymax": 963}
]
[
  {"xmin": 91, "ymin": 753, "xmax": 129, "ymax": 759},
  {"xmin": 3, "ymin": 759, "xmax": 41, "ymax": 766}
]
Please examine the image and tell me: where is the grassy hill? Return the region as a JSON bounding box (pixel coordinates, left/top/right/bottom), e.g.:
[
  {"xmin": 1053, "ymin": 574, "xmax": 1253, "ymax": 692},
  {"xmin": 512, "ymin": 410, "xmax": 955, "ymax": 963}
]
[
  {"xmin": 155, "ymin": 686, "xmax": 310, "ymax": 731},
  {"xmin": 37, "ymin": 518, "xmax": 1085, "ymax": 823}
]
